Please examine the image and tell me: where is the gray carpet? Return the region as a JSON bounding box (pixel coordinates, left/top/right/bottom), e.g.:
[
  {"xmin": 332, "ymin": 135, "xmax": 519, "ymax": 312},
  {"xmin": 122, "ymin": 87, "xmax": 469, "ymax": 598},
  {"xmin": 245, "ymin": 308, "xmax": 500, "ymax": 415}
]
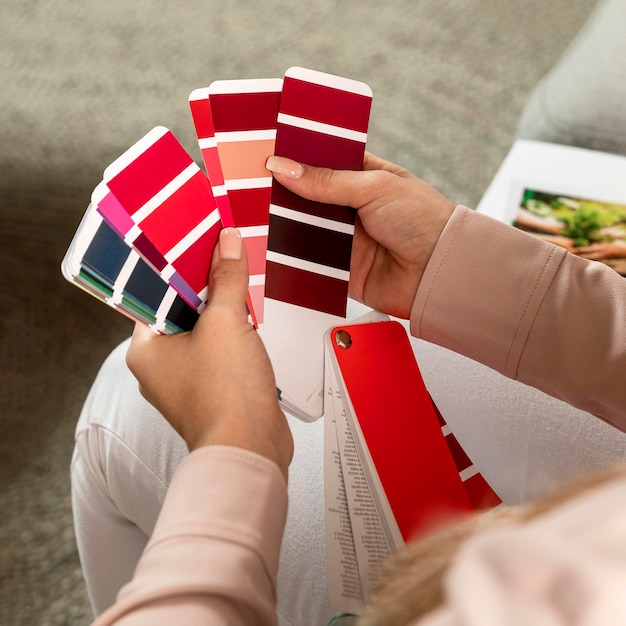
[{"xmin": 0, "ymin": 1, "xmax": 598, "ymax": 624}]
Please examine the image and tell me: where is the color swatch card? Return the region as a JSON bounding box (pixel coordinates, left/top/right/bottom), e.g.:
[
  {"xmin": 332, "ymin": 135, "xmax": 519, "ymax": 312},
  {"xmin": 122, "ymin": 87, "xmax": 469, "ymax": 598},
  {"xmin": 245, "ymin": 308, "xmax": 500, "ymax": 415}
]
[
  {"xmin": 324, "ymin": 319, "xmax": 502, "ymax": 614},
  {"xmin": 100, "ymin": 126, "xmax": 223, "ymax": 308},
  {"xmin": 63, "ymin": 125, "xmax": 223, "ymax": 335},
  {"xmin": 189, "ymin": 79, "xmax": 283, "ymax": 327},
  {"xmin": 262, "ymin": 67, "xmax": 373, "ymax": 421},
  {"xmin": 91, "ymin": 180, "xmax": 204, "ymax": 312}
]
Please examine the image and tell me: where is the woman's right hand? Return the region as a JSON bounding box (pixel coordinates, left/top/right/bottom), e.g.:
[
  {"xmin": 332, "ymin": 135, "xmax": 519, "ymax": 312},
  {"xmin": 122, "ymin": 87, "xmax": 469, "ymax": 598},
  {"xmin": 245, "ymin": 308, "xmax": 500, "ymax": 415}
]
[{"xmin": 266, "ymin": 152, "xmax": 455, "ymax": 319}]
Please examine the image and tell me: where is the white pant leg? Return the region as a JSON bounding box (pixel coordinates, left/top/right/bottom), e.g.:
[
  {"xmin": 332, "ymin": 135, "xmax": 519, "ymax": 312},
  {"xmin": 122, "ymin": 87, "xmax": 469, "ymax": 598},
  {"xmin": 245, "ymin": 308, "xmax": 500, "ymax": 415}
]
[
  {"xmin": 71, "ymin": 338, "xmax": 335, "ymax": 626},
  {"xmin": 72, "ymin": 333, "xmax": 626, "ymax": 624},
  {"xmin": 71, "ymin": 339, "xmax": 188, "ymax": 614},
  {"xmin": 412, "ymin": 336, "xmax": 626, "ymax": 504}
]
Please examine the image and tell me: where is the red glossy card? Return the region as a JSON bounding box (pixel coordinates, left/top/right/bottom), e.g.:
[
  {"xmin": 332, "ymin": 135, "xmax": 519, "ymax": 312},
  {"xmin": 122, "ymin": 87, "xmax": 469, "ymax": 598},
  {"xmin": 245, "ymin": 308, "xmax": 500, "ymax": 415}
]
[{"xmin": 329, "ymin": 320, "xmax": 473, "ymax": 542}]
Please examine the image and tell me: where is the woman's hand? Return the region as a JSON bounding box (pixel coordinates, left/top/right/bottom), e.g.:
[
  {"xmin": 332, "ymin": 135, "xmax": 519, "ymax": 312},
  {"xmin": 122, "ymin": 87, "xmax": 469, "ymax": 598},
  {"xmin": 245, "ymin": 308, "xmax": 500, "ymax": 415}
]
[
  {"xmin": 574, "ymin": 240, "xmax": 626, "ymax": 260},
  {"xmin": 126, "ymin": 228, "xmax": 293, "ymax": 481},
  {"xmin": 266, "ymin": 153, "xmax": 455, "ymax": 319}
]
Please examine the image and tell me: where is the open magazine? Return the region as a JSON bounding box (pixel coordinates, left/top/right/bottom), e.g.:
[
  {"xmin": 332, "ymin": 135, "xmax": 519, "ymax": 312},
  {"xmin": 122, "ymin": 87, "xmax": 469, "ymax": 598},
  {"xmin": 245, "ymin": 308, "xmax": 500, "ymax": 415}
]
[
  {"xmin": 510, "ymin": 183, "xmax": 626, "ymax": 277},
  {"xmin": 476, "ymin": 140, "xmax": 626, "ymax": 279}
]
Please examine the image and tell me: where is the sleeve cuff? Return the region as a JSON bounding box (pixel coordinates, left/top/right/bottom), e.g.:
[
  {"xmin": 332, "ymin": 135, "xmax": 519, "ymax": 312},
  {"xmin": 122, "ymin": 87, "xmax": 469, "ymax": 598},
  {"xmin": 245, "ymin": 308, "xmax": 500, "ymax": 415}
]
[{"xmin": 410, "ymin": 205, "xmax": 566, "ymax": 379}]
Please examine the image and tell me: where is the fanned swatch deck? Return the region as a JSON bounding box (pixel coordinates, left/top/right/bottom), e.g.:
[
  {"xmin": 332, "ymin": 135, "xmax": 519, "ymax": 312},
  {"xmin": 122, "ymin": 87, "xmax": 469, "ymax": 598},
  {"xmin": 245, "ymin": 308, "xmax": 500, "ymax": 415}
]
[{"xmin": 63, "ymin": 66, "xmax": 373, "ymax": 421}]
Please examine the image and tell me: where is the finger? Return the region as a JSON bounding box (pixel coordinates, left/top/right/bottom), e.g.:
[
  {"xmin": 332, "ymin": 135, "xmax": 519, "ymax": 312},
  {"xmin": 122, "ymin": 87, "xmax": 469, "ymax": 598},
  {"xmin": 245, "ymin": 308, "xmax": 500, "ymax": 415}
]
[
  {"xmin": 205, "ymin": 227, "xmax": 250, "ymax": 313},
  {"xmin": 363, "ymin": 152, "xmax": 415, "ymax": 179},
  {"xmin": 126, "ymin": 322, "xmax": 159, "ymax": 378},
  {"xmin": 266, "ymin": 155, "xmax": 387, "ymax": 209}
]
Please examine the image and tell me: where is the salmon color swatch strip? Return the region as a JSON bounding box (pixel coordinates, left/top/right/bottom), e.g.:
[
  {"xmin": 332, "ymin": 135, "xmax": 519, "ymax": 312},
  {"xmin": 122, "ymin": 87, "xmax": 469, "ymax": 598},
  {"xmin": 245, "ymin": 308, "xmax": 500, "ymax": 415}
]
[
  {"xmin": 206, "ymin": 79, "xmax": 283, "ymax": 326},
  {"xmin": 266, "ymin": 67, "xmax": 372, "ymax": 317}
]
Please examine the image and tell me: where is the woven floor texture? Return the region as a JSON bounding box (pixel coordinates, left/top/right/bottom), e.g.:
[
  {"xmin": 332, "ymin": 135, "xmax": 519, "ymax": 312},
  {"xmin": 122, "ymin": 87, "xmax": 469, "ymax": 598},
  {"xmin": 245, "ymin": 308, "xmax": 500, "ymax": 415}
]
[{"xmin": 0, "ymin": 1, "xmax": 597, "ymax": 624}]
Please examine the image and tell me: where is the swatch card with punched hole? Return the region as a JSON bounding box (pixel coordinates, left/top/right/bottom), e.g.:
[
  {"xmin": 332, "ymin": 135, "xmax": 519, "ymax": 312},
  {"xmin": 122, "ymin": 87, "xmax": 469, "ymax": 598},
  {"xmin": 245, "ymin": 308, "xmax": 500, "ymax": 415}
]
[
  {"xmin": 324, "ymin": 320, "xmax": 501, "ymax": 613},
  {"xmin": 329, "ymin": 321, "xmax": 473, "ymax": 543},
  {"xmin": 263, "ymin": 67, "xmax": 373, "ymax": 421},
  {"xmin": 324, "ymin": 320, "xmax": 502, "ymax": 614},
  {"xmin": 323, "ymin": 311, "xmax": 390, "ymax": 614},
  {"xmin": 62, "ymin": 202, "xmax": 199, "ymax": 334},
  {"xmin": 191, "ymin": 79, "xmax": 283, "ymax": 328},
  {"xmin": 101, "ymin": 126, "xmax": 223, "ymax": 308}
]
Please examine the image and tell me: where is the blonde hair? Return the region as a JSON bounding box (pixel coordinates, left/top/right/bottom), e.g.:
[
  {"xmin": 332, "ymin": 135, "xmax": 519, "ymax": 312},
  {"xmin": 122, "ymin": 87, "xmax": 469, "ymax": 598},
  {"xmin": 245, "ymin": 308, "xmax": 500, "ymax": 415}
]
[{"xmin": 357, "ymin": 463, "xmax": 626, "ymax": 626}]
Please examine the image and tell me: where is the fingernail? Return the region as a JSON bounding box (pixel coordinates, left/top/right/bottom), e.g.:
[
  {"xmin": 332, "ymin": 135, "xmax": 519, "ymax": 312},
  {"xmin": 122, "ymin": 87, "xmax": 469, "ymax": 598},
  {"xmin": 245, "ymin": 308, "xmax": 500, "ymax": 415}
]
[
  {"xmin": 266, "ymin": 155, "xmax": 304, "ymax": 179},
  {"xmin": 219, "ymin": 227, "xmax": 242, "ymax": 260}
]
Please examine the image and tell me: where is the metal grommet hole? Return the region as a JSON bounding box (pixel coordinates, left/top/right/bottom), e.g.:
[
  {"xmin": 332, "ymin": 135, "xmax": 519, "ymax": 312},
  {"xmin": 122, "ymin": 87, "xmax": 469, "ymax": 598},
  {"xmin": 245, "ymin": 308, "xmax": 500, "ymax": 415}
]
[{"xmin": 335, "ymin": 329, "xmax": 352, "ymax": 349}]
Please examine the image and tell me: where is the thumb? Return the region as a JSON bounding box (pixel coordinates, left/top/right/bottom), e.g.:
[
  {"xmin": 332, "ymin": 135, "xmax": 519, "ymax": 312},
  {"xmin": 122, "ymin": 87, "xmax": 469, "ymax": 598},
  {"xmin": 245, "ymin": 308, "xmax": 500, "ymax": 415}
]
[
  {"xmin": 126, "ymin": 321, "xmax": 160, "ymax": 379},
  {"xmin": 204, "ymin": 227, "xmax": 249, "ymax": 314},
  {"xmin": 265, "ymin": 155, "xmax": 375, "ymax": 209}
]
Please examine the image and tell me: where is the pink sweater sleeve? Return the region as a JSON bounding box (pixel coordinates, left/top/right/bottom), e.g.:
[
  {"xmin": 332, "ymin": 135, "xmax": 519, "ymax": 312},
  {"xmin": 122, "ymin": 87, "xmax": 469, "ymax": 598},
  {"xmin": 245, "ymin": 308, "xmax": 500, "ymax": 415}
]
[
  {"xmin": 411, "ymin": 205, "xmax": 626, "ymax": 430},
  {"xmin": 92, "ymin": 445, "xmax": 288, "ymax": 626}
]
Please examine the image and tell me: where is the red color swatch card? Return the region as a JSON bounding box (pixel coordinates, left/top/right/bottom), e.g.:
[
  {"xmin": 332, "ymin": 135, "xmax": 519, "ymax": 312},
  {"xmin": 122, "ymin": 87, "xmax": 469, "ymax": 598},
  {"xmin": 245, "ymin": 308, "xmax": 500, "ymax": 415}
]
[
  {"xmin": 189, "ymin": 79, "xmax": 283, "ymax": 327},
  {"xmin": 263, "ymin": 67, "xmax": 373, "ymax": 422},
  {"xmin": 432, "ymin": 399, "xmax": 503, "ymax": 511},
  {"xmin": 323, "ymin": 319, "xmax": 502, "ymax": 614},
  {"xmin": 98, "ymin": 126, "xmax": 223, "ymax": 311}
]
